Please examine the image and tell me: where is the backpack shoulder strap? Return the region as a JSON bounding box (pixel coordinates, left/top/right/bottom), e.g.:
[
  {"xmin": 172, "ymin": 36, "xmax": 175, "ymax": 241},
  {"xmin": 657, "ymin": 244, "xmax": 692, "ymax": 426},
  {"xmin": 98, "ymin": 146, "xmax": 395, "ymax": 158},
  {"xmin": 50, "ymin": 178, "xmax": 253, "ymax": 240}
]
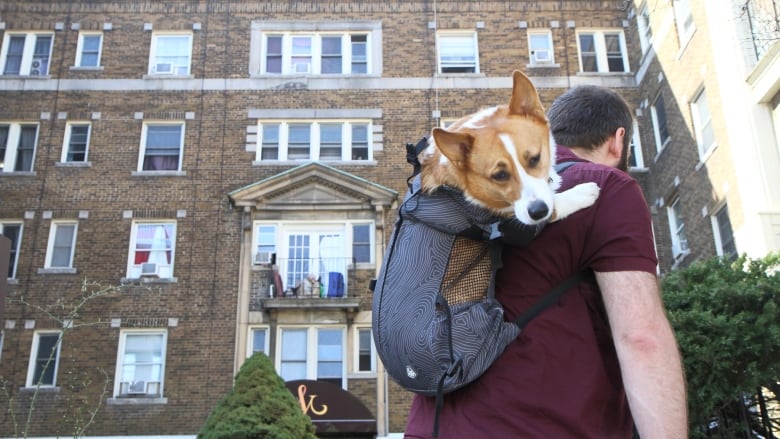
[
  {"xmin": 512, "ymin": 271, "xmax": 588, "ymax": 328},
  {"xmin": 553, "ymin": 160, "xmax": 580, "ymax": 174}
]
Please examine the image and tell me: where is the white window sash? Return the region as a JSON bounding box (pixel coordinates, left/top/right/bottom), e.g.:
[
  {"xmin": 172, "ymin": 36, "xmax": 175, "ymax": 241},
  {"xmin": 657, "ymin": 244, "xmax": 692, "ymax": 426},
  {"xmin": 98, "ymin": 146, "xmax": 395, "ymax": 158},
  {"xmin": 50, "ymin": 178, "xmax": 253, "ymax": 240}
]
[
  {"xmin": 75, "ymin": 32, "xmax": 103, "ymax": 67},
  {"xmin": 115, "ymin": 330, "xmax": 167, "ymax": 397},
  {"xmin": 26, "ymin": 331, "xmax": 62, "ymax": 387},
  {"xmin": 278, "ymin": 326, "xmax": 346, "ymax": 386},
  {"xmin": 262, "ymin": 32, "xmax": 370, "ymax": 75},
  {"xmin": 127, "ymin": 221, "xmax": 177, "ymax": 279},
  {"xmin": 437, "ymin": 32, "xmax": 479, "ymax": 73},
  {"xmin": 354, "ymin": 326, "xmax": 376, "ymax": 373},
  {"xmin": 528, "ymin": 31, "xmax": 554, "ymax": 64},
  {"xmin": 45, "ymin": 221, "xmax": 77, "ymax": 268},
  {"xmin": 149, "ymin": 33, "xmax": 192, "ymax": 76},
  {"xmin": 1, "ymin": 33, "xmax": 54, "ymax": 76},
  {"xmin": 138, "ymin": 122, "xmax": 185, "ymax": 172},
  {"xmin": 577, "ymin": 30, "xmax": 628, "ymax": 73},
  {"xmin": 61, "ymin": 122, "xmax": 91, "ymax": 162},
  {"xmin": 1, "ymin": 122, "xmax": 38, "ymax": 172},
  {"xmin": 256, "ymin": 120, "xmax": 371, "ymax": 161}
]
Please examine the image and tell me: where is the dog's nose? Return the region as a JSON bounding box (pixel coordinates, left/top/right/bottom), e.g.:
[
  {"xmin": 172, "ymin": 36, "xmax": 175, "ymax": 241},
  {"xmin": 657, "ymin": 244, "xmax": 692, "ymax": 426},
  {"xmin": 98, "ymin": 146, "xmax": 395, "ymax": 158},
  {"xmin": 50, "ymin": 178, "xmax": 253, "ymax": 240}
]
[{"xmin": 527, "ymin": 200, "xmax": 549, "ymax": 221}]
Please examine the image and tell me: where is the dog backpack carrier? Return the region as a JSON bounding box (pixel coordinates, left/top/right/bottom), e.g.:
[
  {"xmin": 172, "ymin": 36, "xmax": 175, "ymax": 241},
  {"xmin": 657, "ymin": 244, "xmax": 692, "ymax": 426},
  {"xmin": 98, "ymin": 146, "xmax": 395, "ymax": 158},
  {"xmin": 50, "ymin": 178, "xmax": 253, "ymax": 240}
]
[{"xmin": 370, "ymin": 139, "xmax": 584, "ymax": 436}]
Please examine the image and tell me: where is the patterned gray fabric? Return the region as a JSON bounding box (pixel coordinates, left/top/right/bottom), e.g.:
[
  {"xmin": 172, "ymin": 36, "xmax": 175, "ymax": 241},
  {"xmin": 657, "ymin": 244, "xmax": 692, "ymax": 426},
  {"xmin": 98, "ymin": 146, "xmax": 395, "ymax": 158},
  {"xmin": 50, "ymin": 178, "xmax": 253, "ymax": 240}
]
[{"xmin": 372, "ymin": 175, "xmax": 530, "ymax": 396}]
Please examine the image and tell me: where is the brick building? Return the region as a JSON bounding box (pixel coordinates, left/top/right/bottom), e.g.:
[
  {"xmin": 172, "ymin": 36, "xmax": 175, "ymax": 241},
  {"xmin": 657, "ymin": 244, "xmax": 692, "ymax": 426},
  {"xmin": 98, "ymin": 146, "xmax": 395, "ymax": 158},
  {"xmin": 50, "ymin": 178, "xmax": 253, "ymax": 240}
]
[{"xmin": 0, "ymin": 1, "xmax": 778, "ymax": 438}]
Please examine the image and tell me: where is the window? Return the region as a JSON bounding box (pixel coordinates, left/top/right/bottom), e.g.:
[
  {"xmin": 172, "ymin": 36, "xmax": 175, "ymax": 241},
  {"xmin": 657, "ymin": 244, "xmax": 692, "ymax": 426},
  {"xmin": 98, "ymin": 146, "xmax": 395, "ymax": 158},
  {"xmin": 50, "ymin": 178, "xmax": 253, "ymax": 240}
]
[
  {"xmin": 576, "ymin": 30, "xmax": 629, "ymax": 73},
  {"xmin": 149, "ymin": 33, "xmax": 192, "ymax": 76},
  {"xmin": 355, "ymin": 327, "xmax": 375, "ymax": 373},
  {"xmin": 0, "ymin": 222, "xmax": 22, "ymax": 279},
  {"xmin": 128, "ymin": 222, "xmax": 176, "ymax": 279},
  {"xmin": 62, "ymin": 122, "xmax": 91, "ymax": 163},
  {"xmin": 248, "ymin": 327, "xmax": 269, "ymax": 356},
  {"xmin": 26, "ymin": 331, "xmax": 61, "ymax": 387},
  {"xmin": 691, "ymin": 88, "xmax": 716, "ymax": 159},
  {"xmin": 437, "ymin": 31, "xmax": 479, "ymax": 73},
  {"xmin": 712, "ymin": 205, "xmax": 737, "ymax": 259},
  {"xmin": 637, "ymin": 2, "xmax": 653, "ymax": 55},
  {"xmin": 673, "ymin": 0, "xmax": 695, "ymax": 46},
  {"xmin": 0, "ymin": 123, "xmax": 39, "ymax": 172},
  {"xmin": 667, "ymin": 198, "xmax": 688, "ymax": 258},
  {"xmin": 139, "ymin": 123, "xmax": 184, "ymax": 172},
  {"xmin": 115, "ymin": 330, "xmax": 166, "ymax": 398},
  {"xmin": 279, "ymin": 327, "xmax": 344, "ymax": 387},
  {"xmin": 253, "ymin": 221, "xmax": 374, "ymax": 294},
  {"xmin": 261, "ymin": 32, "xmax": 371, "ymax": 75},
  {"xmin": 528, "ymin": 30, "xmax": 554, "ymax": 65},
  {"xmin": 257, "ymin": 121, "xmax": 371, "ymax": 162},
  {"xmin": 45, "ymin": 221, "xmax": 77, "ymax": 269},
  {"xmin": 651, "ymin": 92, "xmax": 670, "ymax": 152},
  {"xmin": 0, "ymin": 32, "xmax": 53, "ymax": 76},
  {"xmin": 75, "ymin": 32, "xmax": 102, "ymax": 68},
  {"xmin": 628, "ymin": 120, "xmax": 645, "ymax": 169}
]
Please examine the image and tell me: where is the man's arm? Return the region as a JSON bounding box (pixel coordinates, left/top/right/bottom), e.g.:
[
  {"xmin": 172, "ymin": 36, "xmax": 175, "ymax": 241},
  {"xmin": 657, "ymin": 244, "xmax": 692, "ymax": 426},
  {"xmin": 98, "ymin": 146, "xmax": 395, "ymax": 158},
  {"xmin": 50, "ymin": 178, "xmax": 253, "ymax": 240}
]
[{"xmin": 596, "ymin": 270, "xmax": 688, "ymax": 439}]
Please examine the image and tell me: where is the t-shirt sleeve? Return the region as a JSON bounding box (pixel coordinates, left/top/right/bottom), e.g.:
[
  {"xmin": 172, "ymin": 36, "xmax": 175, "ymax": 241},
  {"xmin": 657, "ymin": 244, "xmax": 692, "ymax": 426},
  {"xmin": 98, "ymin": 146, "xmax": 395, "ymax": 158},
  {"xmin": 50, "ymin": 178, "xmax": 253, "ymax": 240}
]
[{"xmin": 583, "ymin": 172, "xmax": 658, "ymax": 274}]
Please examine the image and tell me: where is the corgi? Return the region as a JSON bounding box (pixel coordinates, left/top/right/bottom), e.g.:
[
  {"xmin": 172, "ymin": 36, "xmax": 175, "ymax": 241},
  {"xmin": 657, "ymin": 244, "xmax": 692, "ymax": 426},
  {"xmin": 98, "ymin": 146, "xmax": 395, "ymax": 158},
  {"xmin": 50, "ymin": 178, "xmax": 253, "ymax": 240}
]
[{"xmin": 419, "ymin": 70, "xmax": 599, "ymax": 225}]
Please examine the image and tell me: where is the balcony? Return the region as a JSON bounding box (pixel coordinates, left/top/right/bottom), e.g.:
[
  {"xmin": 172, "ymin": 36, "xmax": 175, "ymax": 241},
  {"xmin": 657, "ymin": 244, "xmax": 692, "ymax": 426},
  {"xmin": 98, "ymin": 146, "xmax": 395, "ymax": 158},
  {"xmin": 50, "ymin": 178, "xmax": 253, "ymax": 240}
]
[{"xmin": 256, "ymin": 256, "xmax": 361, "ymax": 312}]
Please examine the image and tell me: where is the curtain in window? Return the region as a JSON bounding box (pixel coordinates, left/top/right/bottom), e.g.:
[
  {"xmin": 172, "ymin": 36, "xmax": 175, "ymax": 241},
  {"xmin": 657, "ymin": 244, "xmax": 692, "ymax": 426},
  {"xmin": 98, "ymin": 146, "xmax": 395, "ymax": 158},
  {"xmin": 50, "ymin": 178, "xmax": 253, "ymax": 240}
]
[
  {"xmin": 51, "ymin": 224, "xmax": 75, "ymax": 267},
  {"xmin": 3, "ymin": 36, "xmax": 25, "ymax": 75},
  {"xmin": 122, "ymin": 334, "xmax": 163, "ymax": 383},
  {"xmin": 143, "ymin": 125, "xmax": 181, "ymax": 171},
  {"xmin": 134, "ymin": 224, "xmax": 173, "ymax": 264},
  {"xmin": 15, "ymin": 126, "xmax": 36, "ymax": 171}
]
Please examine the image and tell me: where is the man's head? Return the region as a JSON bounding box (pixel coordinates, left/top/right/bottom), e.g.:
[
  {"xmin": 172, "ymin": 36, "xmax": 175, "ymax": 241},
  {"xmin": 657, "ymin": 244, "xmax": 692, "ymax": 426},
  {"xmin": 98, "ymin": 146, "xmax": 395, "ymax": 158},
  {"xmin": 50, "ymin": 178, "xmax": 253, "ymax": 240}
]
[{"xmin": 547, "ymin": 85, "xmax": 633, "ymax": 171}]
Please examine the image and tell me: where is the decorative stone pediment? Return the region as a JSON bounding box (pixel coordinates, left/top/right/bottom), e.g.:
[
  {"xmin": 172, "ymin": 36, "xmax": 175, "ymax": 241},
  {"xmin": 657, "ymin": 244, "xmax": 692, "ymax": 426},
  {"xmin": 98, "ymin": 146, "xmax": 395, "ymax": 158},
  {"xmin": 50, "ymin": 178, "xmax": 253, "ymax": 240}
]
[{"xmin": 228, "ymin": 162, "xmax": 397, "ymax": 211}]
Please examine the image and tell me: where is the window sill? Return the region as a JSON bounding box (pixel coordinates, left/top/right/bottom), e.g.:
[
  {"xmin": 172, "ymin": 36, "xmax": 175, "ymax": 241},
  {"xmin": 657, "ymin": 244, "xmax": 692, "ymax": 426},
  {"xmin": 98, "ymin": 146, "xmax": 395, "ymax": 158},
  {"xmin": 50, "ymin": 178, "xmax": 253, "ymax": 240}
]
[
  {"xmin": 131, "ymin": 170, "xmax": 186, "ymax": 177},
  {"xmin": 653, "ymin": 139, "xmax": 672, "ymax": 163},
  {"xmin": 676, "ymin": 28, "xmax": 697, "ymax": 60},
  {"xmin": 575, "ymin": 71, "xmax": 633, "ymax": 77},
  {"xmin": 69, "ymin": 66, "xmax": 104, "ymax": 71},
  {"xmin": 55, "ymin": 161, "xmax": 91, "ymax": 168},
  {"xmin": 251, "ymin": 73, "xmax": 380, "ymax": 78},
  {"xmin": 0, "ymin": 171, "xmax": 36, "ymax": 177},
  {"xmin": 20, "ymin": 386, "xmax": 60, "ymax": 392},
  {"xmin": 348, "ymin": 372, "xmax": 378, "ymax": 379},
  {"xmin": 108, "ymin": 396, "xmax": 168, "ymax": 405},
  {"xmin": 695, "ymin": 143, "xmax": 718, "ymax": 171},
  {"xmin": 435, "ymin": 72, "xmax": 484, "ymax": 77},
  {"xmin": 628, "ymin": 166, "xmax": 649, "ymax": 174},
  {"xmin": 143, "ymin": 74, "xmax": 194, "ymax": 80},
  {"xmin": 0, "ymin": 74, "xmax": 52, "ymax": 79},
  {"xmin": 38, "ymin": 268, "xmax": 77, "ymax": 275},
  {"xmin": 525, "ymin": 63, "xmax": 561, "ymax": 69},
  {"xmin": 121, "ymin": 277, "xmax": 178, "ymax": 284},
  {"xmin": 252, "ymin": 160, "xmax": 377, "ymax": 167}
]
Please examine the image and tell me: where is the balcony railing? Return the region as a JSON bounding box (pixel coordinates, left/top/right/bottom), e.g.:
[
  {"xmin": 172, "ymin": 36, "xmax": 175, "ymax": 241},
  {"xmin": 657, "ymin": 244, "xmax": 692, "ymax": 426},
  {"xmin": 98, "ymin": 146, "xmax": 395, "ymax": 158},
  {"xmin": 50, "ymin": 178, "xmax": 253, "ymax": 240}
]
[{"xmin": 274, "ymin": 257, "xmax": 353, "ymax": 298}]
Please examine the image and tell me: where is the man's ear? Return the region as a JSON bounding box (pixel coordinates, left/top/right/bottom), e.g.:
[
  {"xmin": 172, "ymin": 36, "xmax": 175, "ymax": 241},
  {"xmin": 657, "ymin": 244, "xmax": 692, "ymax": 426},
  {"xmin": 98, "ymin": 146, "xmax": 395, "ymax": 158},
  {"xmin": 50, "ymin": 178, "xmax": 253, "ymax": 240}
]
[{"xmin": 608, "ymin": 127, "xmax": 626, "ymax": 160}]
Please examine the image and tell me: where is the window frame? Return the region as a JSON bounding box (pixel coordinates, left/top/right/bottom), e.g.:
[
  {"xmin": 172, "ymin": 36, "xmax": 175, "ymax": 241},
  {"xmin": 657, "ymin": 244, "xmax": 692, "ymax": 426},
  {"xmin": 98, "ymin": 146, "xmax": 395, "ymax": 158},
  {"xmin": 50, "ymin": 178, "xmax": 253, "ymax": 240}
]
[
  {"xmin": 650, "ymin": 92, "xmax": 671, "ymax": 153},
  {"xmin": 114, "ymin": 329, "xmax": 167, "ymax": 398},
  {"xmin": 277, "ymin": 325, "xmax": 346, "ymax": 388},
  {"xmin": 127, "ymin": 221, "xmax": 177, "ymax": 279},
  {"xmin": 527, "ymin": 29, "xmax": 554, "ymax": 66},
  {"xmin": 575, "ymin": 29, "xmax": 629, "ymax": 73},
  {"xmin": 0, "ymin": 32, "xmax": 54, "ymax": 76},
  {"xmin": 260, "ymin": 31, "xmax": 372, "ymax": 76},
  {"xmin": 354, "ymin": 326, "xmax": 376, "ymax": 374},
  {"xmin": 257, "ymin": 120, "xmax": 372, "ymax": 162},
  {"xmin": 45, "ymin": 221, "xmax": 78, "ymax": 269},
  {"xmin": 138, "ymin": 122, "xmax": 185, "ymax": 172},
  {"xmin": 0, "ymin": 122, "xmax": 39, "ymax": 173},
  {"xmin": 667, "ymin": 197, "xmax": 689, "ymax": 259},
  {"xmin": 26, "ymin": 331, "xmax": 62, "ymax": 388},
  {"xmin": 75, "ymin": 32, "xmax": 103, "ymax": 68},
  {"xmin": 691, "ymin": 88, "xmax": 716, "ymax": 160},
  {"xmin": 436, "ymin": 30, "xmax": 480, "ymax": 74},
  {"xmin": 673, "ymin": 0, "xmax": 696, "ymax": 47},
  {"xmin": 0, "ymin": 222, "xmax": 23, "ymax": 279},
  {"xmin": 628, "ymin": 119, "xmax": 645, "ymax": 169},
  {"xmin": 148, "ymin": 32, "xmax": 193, "ymax": 76},
  {"xmin": 637, "ymin": 2, "xmax": 653, "ymax": 55},
  {"xmin": 248, "ymin": 326, "xmax": 270, "ymax": 357},
  {"xmin": 711, "ymin": 204, "xmax": 737, "ymax": 259},
  {"xmin": 61, "ymin": 122, "xmax": 91, "ymax": 163}
]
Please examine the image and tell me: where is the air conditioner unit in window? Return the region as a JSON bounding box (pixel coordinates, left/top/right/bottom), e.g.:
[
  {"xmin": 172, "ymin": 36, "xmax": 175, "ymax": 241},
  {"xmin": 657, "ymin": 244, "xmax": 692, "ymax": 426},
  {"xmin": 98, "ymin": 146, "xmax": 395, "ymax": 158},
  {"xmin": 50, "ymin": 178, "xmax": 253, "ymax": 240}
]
[
  {"xmin": 254, "ymin": 251, "xmax": 273, "ymax": 265},
  {"xmin": 32, "ymin": 60, "xmax": 41, "ymax": 68},
  {"xmin": 154, "ymin": 63, "xmax": 174, "ymax": 74},
  {"xmin": 30, "ymin": 69, "xmax": 41, "ymax": 76},
  {"xmin": 532, "ymin": 50, "xmax": 551, "ymax": 63},
  {"xmin": 126, "ymin": 380, "xmax": 147, "ymax": 395},
  {"xmin": 140, "ymin": 262, "xmax": 159, "ymax": 277}
]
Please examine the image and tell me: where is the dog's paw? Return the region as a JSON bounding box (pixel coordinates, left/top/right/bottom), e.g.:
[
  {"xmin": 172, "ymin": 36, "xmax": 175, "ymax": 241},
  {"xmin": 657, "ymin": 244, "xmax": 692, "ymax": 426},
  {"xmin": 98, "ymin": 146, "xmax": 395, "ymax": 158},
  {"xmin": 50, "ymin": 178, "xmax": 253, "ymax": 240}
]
[{"xmin": 552, "ymin": 182, "xmax": 601, "ymax": 221}]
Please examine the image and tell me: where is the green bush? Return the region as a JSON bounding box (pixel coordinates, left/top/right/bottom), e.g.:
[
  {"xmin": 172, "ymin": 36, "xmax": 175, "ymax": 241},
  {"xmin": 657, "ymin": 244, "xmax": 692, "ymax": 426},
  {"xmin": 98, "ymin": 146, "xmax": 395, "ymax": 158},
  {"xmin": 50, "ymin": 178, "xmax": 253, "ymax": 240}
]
[
  {"xmin": 198, "ymin": 352, "xmax": 317, "ymax": 439},
  {"xmin": 661, "ymin": 254, "xmax": 780, "ymax": 438}
]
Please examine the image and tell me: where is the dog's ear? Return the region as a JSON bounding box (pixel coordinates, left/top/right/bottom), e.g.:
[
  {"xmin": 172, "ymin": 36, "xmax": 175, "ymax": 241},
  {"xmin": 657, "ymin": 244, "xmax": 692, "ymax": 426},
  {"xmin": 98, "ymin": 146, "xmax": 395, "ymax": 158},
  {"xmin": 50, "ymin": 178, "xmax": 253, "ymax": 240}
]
[
  {"xmin": 508, "ymin": 70, "xmax": 546, "ymax": 121},
  {"xmin": 432, "ymin": 127, "xmax": 473, "ymax": 165}
]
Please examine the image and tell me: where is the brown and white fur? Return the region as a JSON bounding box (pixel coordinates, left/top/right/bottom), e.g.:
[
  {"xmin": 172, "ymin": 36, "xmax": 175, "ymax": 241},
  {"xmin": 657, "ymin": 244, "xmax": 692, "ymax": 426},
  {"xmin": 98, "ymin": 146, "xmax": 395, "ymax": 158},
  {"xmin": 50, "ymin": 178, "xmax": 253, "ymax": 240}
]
[{"xmin": 420, "ymin": 70, "xmax": 599, "ymax": 225}]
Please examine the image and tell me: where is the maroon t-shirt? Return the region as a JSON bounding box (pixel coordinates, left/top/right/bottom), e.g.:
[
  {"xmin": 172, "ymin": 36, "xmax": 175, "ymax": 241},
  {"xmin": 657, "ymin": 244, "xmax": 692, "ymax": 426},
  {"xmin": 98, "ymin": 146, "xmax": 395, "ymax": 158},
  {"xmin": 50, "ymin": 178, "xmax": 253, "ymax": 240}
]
[{"xmin": 404, "ymin": 147, "xmax": 658, "ymax": 439}]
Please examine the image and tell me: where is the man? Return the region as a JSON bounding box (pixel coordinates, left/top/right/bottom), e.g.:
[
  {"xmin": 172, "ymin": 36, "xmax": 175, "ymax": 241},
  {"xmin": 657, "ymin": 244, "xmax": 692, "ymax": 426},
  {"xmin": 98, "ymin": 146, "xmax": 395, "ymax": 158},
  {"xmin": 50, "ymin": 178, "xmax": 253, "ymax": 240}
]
[{"xmin": 404, "ymin": 85, "xmax": 687, "ymax": 438}]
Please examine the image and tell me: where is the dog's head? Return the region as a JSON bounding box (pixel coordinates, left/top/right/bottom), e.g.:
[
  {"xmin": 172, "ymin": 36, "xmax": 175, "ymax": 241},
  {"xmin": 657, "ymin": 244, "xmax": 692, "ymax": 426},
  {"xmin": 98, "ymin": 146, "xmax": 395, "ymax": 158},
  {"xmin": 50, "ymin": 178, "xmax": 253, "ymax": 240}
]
[{"xmin": 428, "ymin": 70, "xmax": 556, "ymax": 225}]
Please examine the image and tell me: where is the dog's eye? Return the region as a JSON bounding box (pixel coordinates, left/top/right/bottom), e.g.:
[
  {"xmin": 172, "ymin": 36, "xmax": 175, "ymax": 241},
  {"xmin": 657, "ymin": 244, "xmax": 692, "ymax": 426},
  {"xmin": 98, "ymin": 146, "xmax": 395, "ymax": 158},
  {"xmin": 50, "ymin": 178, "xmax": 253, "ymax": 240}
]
[
  {"xmin": 491, "ymin": 170, "xmax": 510, "ymax": 181},
  {"xmin": 528, "ymin": 154, "xmax": 541, "ymax": 168}
]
